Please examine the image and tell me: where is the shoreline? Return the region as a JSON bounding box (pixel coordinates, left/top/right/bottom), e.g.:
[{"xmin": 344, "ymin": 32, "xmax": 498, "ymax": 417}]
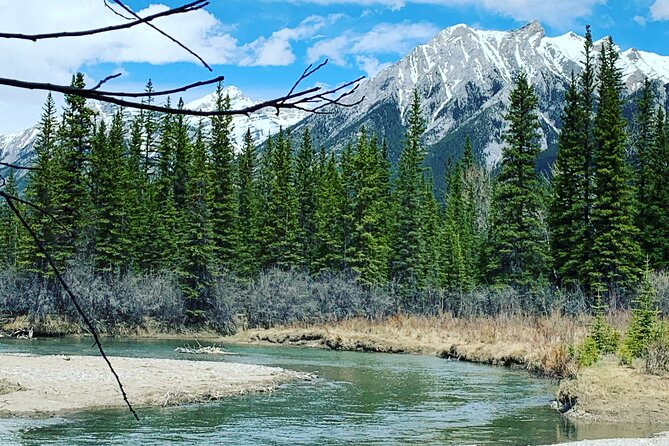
[
  {"xmin": 223, "ymin": 317, "xmax": 669, "ymax": 427},
  {"xmin": 0, "ymin": 354, "xmax": 310, "ymax": 417}
]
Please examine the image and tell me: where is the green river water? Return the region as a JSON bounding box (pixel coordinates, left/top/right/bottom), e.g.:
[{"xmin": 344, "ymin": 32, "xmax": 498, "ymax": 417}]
[{"xmin": 0, "ymin": 338, "xmax": 662, "ymax": 445}]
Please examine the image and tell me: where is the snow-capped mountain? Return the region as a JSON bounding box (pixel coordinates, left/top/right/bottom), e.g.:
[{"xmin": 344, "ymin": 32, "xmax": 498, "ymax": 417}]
[
  {"xmin": 298, "ymin": 20, "xmax": 669, "ymax": 182},
  {"xmin": 0, "ymin": 85, "xmax": 307, "ymax": 170}
]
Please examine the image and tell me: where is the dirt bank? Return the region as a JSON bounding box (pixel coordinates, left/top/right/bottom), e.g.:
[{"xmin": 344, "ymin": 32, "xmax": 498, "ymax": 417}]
[
  {"xmin": 0, "ymin": 354, "xmax": 309, "ymax": 417},
  {"xmin": 558, "ymin": 357, "xmax": 669, "ymax": 424},
  {"xmin": 545, "ymin": 432, "xmax": 669, "ymax": 445}
]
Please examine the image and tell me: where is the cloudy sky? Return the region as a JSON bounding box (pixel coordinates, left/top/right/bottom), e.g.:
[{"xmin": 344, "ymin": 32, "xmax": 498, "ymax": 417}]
[{"xmin": 0, "ymin": 0, "xmax": 668, "ymax": 133}]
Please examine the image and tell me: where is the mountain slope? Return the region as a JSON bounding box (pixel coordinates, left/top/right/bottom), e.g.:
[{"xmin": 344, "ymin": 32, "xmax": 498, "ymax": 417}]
[{"xmin": 298, "ymin": 20, "xmax": 669, "ymax": 186}]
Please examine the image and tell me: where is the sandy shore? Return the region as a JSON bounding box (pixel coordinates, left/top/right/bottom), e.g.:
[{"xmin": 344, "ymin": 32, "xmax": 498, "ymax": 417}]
[{"xmin": 0, "ymin": 354, "xmax": 309, "ymax": 417}]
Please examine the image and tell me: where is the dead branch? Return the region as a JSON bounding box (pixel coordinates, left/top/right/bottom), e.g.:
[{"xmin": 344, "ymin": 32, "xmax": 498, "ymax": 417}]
[
  {"xmin": 0, "ymin": 0, "xmax": 208, "ymax": 42},
  {"xmin": 91, "ymin": 73, "xmax": 123, "ymax": 91}
]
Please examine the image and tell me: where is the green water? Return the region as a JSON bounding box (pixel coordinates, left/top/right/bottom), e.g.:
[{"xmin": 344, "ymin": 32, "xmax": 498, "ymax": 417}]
[{"xmin": 0, "ymin": 338, "xmax": 657, "ymax": 445}]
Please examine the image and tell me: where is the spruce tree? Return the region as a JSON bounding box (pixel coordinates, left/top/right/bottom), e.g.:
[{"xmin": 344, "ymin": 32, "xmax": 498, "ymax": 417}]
[
  {"xmin": 391, "ymin": 90, "xmax": 428, "ymax": 291},
  {"xmin": 52, "ymin": 73, "xmax": 94, "ymax": 264},
  {"xmin": 589, "ymin": 38, "xmax": 641, "ymax": 291},
  {"xmin": 89, "ymin": 111, "xmax": 128, "ymax": 271},
  {"xmin": 636, "ymin": 84, "xmax": 668, "ymax": 269},
  {"xmin": 236, "ymin": 129, "xmax": 261, "ymax": 276},
  {"xmin": 0, "ymin": 170, "xmax": 21, "ymax": 268},
  {"xmin": 182, "ymin": 122, "xmax": 215, "ymax": 314},
  {"xmin": 485, "ymin": 72, "xmax": 549, "ymax": 288},
  {"xmin": 259, "ymin": 130, "xmax": 300, "ymax": 269},
  {"xmin": 550, "ymin": 73, "xmax": 588, "ymax": 286},
  {"xmin": 294, "ymin": 128, "xmax": 318, "ymax": 270},
  {"xmin": 209, "ymin": 85, "xmax": 238, "ymax": 270},
  {"xmin": 19, "ymin": 93, "xmax": 58, "ymax": 273},
  {"xmin": 313, "ymin": 152, "xmax": 345, "ymax": 272},
  {"xmin": 349, "ymin": 129, "xmax": 391, "ymax": 285}
]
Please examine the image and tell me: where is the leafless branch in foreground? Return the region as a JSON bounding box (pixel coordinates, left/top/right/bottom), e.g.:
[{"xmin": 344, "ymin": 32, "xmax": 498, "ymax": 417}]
[
  {"xmin": 0, "ymin": 191, "xmax": 140, "ymax": 420},
  {"xmin": 0, "ymin": 67, "xmax": 364, "ymax": 117},
  {"xmin": 0, "ymin": 161, "xmax": 39, "ymax": 171},
  {"xmin": 0, "ymin": 0, "xmax": 209, "ymax": 42}
]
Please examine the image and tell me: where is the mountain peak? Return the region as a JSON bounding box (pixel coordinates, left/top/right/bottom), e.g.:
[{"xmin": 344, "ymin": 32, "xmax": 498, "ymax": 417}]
[{"xmin": 517, "ymin": 20, "xmax": 545, "ymax": 41}]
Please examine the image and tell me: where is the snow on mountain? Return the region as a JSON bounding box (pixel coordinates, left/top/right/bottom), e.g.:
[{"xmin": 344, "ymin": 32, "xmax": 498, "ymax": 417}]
[
  {"xmin": 0, "ymin": 85, "xmax": 308, "ymax": 169},
  {"xmin": 298, "ymin": 20, "xmax": 669, "ymax": 177}
]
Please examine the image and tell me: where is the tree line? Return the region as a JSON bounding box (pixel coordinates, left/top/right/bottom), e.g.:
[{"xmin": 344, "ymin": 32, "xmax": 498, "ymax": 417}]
[{"xmin": 1, "ymin": 28, "xmax": 668, "ymax": 321}]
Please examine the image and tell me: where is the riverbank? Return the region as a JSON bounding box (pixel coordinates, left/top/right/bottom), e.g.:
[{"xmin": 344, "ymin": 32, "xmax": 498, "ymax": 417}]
[
  {"xmin": 0, "ymin": 354, "xmax": 309, "ymax": 417},
  {"xmin": 225, "ymin": 315, "xmax": 669, "ymax": 426},
  {"xmin": 558, "ymin": 357, "xmax": 669, "ymax": 424},
  {"xmin": 545, "ymin": 432, "xmax": 669, "ymax": 445},
  {"xmin": 225, "ymin": 314, "xmax": 590, "ymax": 378}
]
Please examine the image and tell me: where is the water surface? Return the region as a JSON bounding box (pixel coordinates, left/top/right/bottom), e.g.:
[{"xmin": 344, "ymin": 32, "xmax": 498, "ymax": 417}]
[{"xmin": 0, "ymin": 338, "xmax": 658, "ymax": 445}]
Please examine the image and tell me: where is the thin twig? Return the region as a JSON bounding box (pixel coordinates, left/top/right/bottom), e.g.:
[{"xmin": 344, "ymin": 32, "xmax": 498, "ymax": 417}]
[
  {"xmin": 103, "ymin": 0, "xmax": 133, "ymax": 21},
  {"xmin": 0, "ymin": 191, "xmax": 139, "ymax": 421},
  {"xmin": 85, "ymin": 75, "xmax": 226, "ymax": 98},
  {"xmin": 91, "ymin": 73, "xmax": 123, "ymax": 91},
  {"xmin": 0, "ymin": 0, "xmax": 208, "ymax": 42},
  {"xmin": 110, "ymin": 0, "xmax": 213, "ymax": 72}
]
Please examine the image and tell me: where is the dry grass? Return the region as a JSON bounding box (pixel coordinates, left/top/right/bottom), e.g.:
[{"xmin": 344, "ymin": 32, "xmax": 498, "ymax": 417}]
[
  {"xmin": 229, "ymin": 312, "xmax": 595, "ymax": 377},
  {"xmin": 558, "ymin": 357, "xmax": 669, "ymax": 423}
]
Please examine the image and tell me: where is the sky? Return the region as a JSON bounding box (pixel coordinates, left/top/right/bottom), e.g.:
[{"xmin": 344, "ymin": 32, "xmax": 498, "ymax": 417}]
[{"xmin": 1, "ymin": 0, "xmax": 669, "ymax": 134}]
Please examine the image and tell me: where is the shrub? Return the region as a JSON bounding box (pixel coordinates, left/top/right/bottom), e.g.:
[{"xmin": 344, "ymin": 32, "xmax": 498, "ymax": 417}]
[
  {"xmin": 575, "ymin": 336, "xmax": 600, "ymax": 367},
  {"xmin": 624, "ymin": 268, "xmax": 660, "ymax": 358},
  {"xmin": 645, "ymin": 322, "xmax": 669, "ymax": 375}
]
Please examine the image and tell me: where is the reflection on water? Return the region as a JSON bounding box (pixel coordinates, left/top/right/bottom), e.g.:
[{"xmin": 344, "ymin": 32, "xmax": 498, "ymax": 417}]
[{"xmin": 0, "ymin": 338, "xmax": 664, "ymax": 445}]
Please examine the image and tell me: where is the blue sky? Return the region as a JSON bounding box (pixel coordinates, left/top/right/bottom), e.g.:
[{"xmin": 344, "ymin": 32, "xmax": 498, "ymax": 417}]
[{"xmin": 1, "ymin": 0, "xmax": 669, "ymax": 133}]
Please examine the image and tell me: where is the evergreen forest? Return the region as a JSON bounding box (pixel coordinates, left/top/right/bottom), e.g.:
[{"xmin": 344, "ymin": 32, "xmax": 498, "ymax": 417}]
[{"xmin": 1, "ymin": 31, "xmax": 668, "ymax": 333}]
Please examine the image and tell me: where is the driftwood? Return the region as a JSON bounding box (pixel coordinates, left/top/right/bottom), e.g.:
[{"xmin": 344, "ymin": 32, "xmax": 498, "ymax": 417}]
[{"xmin": 175, "ymin": 341, "xmax": 234, "ymax": 355}]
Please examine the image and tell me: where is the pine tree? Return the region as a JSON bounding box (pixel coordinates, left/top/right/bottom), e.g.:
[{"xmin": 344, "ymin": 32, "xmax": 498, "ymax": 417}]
[
  {"xmin": 485, "ymin": 72, "xmax": 549, "ymax": 288},
  {"xmin": 589, "ymin": 38, "xmax": 641, "ymax": 291},
  {"xmin": 391, "ymin": 90, "xmax": 429, "ymax": 291},
  {"xmin": 209, "ymin": 85, "xmax": 238, "ymax": 270},
  {"xmin": 624, "ymin": 262, "xmax": 659, "ymax": 358},
  {"xmin": 236, "ymin": 129, "xmax": 261, "ymax": 276}
]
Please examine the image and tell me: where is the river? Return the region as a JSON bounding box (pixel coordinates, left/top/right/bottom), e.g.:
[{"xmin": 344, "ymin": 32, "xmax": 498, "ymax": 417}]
[{"xmin": 0, "ymin": 338, "xmax": 659, "ymax": 445}]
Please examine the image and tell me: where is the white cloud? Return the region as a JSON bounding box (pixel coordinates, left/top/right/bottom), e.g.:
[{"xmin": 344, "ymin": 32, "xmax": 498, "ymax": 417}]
[
  {"xmin": 241, "ymin": 14, "xmax": 342, "ymax": 66},
  {"xmin": 650, "ymin": 0, "xmax": 669, "ymax": 20},
  {"xmin": 307, "ymin": 22, "xmax": 438, "ymax": 77},
  {"xmin": 355, "ymin": 55, "xmax": 393, "ymax": 77},
  {"xmin": 633, "ymin": 15, "xmax": 647, "ymax": 26},
  {"xmin": 284, "ymin": 0, "xmax": 605, "ymax": 28}
]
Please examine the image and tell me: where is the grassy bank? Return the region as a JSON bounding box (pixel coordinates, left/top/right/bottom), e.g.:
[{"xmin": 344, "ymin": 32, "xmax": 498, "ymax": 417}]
[{"xmin": 226, "ymin": 313, "xmax": 593, "ymax": 378}]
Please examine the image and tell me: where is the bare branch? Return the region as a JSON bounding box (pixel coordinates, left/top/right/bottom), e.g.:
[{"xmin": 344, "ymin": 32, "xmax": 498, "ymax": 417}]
[
  {"xmin": 0, "ymin": 191, "xmax": 140, "ymax": 421},
  {"xmin": 0, "ymin": 161, "xmax": 40, "ymax": 171},
  {"xmin": 91, "ymin": 73, "xmax": 123, "ymax": 91},
  {"xmin": 0, "ymin": 0, "xmax": 208, "ymax": 42},
  {"xmin": 0, "ymin": 71, "xmax": 365, "ymax": 117},
  {"xmin": 110, "ymin": 0, "xmax": 213, "ymax": 72}
]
